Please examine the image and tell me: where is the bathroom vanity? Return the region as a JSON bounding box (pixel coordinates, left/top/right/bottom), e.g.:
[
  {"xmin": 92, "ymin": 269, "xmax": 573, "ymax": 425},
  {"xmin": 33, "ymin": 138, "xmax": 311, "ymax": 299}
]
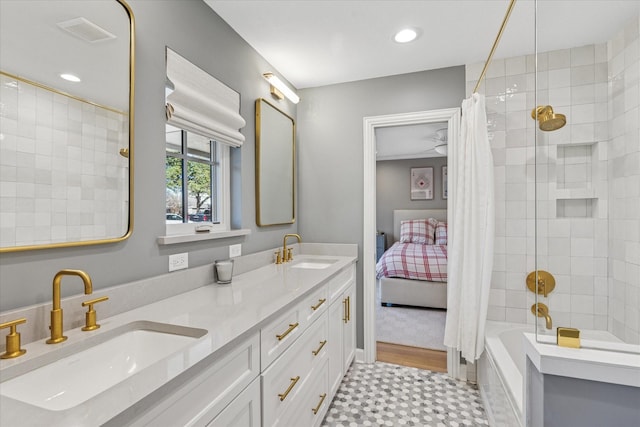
[{"xmin": 0, "ymin": 246, "xmax": 357, "ymax": 426}]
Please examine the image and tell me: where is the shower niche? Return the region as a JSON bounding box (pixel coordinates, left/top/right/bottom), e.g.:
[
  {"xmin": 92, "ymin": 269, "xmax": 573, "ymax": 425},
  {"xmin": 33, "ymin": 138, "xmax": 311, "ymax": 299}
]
[{"xmin": 552, "ymin": 140, "xmax": 604, "ymax": 219}]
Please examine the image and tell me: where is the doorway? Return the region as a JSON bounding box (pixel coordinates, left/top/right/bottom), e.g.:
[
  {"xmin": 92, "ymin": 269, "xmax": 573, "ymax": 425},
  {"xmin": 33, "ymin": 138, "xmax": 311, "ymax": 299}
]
[{"xmin": 362, "ymin": 108, "xmax": 462, "ymax": 378}]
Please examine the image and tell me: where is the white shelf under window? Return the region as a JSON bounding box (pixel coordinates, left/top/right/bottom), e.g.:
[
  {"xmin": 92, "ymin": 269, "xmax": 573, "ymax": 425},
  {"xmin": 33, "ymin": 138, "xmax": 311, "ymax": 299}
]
[{"xmin": 157, "ymin": 228, "xmax": 251, "ymax": 245}]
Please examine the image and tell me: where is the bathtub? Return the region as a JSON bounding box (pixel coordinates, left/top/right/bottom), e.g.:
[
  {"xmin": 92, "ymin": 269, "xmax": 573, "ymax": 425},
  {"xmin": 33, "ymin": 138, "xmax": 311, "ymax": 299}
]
[
  {"xmin": 478, "ymin": 322, "xmax": 529, "ymax": 427},
  {"xmin": 478, "ymin": 321, "xmax": 632, "ymax": 427}
]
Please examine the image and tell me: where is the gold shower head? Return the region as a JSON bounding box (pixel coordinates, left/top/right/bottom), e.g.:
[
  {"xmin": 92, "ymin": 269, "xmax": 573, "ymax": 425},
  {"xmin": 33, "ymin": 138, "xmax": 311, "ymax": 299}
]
[{"xmin": 531, "ymin": 105, "xmax": 566, "ymax": 131}]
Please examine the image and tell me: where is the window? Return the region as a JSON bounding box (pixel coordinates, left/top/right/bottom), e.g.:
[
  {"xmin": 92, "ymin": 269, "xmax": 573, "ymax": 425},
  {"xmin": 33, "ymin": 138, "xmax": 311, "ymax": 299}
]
[{"xmin": 165, "ymin": 124, "xmax": 230, "ymax": 233}]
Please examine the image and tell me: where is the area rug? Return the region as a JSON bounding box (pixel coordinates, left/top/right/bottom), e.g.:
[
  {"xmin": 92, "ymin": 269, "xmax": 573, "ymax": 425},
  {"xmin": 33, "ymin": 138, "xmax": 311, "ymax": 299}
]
[{"xmin": 376, "ymin": 302, "xmax": 447, "ymax": 351}]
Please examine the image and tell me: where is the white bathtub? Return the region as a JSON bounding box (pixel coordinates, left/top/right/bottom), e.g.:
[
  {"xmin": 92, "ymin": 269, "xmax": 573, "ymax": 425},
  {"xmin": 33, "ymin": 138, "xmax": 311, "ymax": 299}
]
[
  {"xmin": 478, "ymin": 321, "xmax": 632, "ymax": 427},
  {"xmin": 478, "ymin": 322, "xmax": 529, "ymax": 427}
]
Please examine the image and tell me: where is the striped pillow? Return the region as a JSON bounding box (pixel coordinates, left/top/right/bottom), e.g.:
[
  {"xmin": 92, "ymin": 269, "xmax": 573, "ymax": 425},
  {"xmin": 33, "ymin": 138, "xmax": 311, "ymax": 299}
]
[
  {"xmin": 435, "ymin": 221, "xmax": 448, "ymax": 245},
  {"xmin": 399, "ymin": 218, "xmax": 437, "ymax": 245}
]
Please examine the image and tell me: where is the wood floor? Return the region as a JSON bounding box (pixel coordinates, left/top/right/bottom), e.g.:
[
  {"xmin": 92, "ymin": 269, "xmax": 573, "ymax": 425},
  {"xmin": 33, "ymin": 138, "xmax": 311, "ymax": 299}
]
[{"xmin": 376, "ymin": 341, "xmax": 447, "ymax": 373}]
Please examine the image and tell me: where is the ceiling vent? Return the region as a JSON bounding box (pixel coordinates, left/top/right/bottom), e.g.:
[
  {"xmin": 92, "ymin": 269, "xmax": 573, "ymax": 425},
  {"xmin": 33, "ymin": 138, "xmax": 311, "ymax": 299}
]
[{"xmin": 57, "ymin": 17, "xmax": 116, "ymax": 43}]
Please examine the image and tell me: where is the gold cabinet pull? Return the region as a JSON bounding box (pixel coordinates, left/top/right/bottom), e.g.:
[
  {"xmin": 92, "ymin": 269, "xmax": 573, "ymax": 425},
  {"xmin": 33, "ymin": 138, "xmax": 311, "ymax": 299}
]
[
  {"xmin": 276, "ymin": 322, "xmax": 299, "ymax": 341},
  {"xmin": 312, "ymin": 393, "xmax": 327, "ymax": 415},
  {"xmin": 0, "ymin": 318, "xmax": 27, "ymax": 359},
  {"xmin": 343, "ymin": 298, "xmax": 348, "ymax": 323},
  {"xmin": 312, "ymin": 340, "xmax": 327, "ymax": 356},
  {"xmin": 311, "ymin": 298, "xmax": 326, "ymax": 311},
  {"xmin": 278, "ymin": 376, "xmax": 300, "ymax": 401},
  {"xmin": 346, "ymin": 296, "xmax": 351, "ymax": 322}
]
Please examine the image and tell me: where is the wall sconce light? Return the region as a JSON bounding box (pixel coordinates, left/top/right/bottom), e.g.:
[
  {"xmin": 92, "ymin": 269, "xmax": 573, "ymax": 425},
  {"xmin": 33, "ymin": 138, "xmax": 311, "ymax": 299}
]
[{"xmin": 263, "ymin": 72, "xmax": 300, "ymax": 104}]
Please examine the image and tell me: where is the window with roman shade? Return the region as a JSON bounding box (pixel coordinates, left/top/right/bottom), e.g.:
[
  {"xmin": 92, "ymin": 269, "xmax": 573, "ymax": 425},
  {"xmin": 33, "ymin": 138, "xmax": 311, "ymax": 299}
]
[{"xmin": 165, "ymin": 47, "xmax": 246, "ymax": 147}]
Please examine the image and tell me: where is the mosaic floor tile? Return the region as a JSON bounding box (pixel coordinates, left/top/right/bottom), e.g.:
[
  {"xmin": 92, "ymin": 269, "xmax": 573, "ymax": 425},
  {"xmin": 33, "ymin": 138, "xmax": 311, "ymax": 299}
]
[{"xmin": 322, "ymin": 362, "xmax": 489, "ymax": 427}]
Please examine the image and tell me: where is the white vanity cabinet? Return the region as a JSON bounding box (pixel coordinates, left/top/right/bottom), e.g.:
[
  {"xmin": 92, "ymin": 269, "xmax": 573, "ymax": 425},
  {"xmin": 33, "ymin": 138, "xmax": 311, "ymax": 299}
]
[
  {"xmin": 328, "ymin": 266, "xmax": 357, "ymax": 396},
  {"xmin": 261, "ymin": 262, "xmax": 355, "ymax": 427},
  {"xmin": 261, "ymin": 310, "xmax": 329, "ymax": 426},
  {"xmin": 208, "ymin": 377, "xmax": 261, "ymax": 427},
  {"xmin": 126, "ymin": 332, "xmax": 261, "ymax": 427},
  {"xmin": 104, "ymin": 259, "xmax": 356, "ymax": 427}
]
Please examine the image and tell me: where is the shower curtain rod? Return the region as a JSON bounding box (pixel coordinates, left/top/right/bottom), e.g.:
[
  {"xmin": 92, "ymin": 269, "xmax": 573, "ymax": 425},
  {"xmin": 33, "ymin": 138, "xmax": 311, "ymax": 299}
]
[{"xmin": 473, "ymin": 0, "xmax": 517, "ymax": 94}]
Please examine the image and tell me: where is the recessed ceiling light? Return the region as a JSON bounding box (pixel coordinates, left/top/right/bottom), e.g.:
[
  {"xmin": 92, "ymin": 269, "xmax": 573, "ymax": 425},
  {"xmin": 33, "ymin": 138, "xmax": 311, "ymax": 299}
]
[
  {"xmin": 394, "ymin": 28, "xmax": 419, "ymax": 43},
  {"xmin": 60, "ymin": 73, "xmax": 81, "ymax": 82}
]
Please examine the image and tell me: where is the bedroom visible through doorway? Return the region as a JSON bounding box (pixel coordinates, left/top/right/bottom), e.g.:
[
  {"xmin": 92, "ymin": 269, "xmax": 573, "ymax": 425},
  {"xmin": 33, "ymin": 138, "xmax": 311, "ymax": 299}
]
[
  {"xmin": 362, "ymin": 108, "xmax": 461, "ymax": 377},
  {"xmin": 374, "ymin": 122, "xmax": 449, "ymax": 366}
]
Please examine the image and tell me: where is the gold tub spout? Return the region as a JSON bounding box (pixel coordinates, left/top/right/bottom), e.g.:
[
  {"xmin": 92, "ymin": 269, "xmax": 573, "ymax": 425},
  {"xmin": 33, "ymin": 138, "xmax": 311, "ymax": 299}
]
[
  {"xmin": 282, "ymin": 233, "xmax": 302, "ymax": 262},
  {"xmin": 47, "ymin": 269, "xmax": 93, "ymax": 344},
  {"xmin": 531, "ymin": 303, "xmax": 553, "ymax": 330}
]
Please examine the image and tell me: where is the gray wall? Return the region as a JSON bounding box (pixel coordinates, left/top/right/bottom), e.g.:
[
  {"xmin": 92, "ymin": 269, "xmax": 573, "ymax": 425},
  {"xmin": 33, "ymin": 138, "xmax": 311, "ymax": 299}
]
[
  {"xmin": 376, "ymin": 157, "xmax": 448, "ymax": 246},
  {"xmin": 0, "ymin": 0, "xmax": 298, "ymax": 311},
  {"xmin": 297, "ymin": 67, "xmax": 465, "ymax": 347}
]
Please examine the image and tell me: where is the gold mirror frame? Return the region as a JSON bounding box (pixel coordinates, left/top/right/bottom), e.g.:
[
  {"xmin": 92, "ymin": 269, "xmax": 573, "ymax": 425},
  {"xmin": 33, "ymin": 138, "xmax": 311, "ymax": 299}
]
[
  {"xmin": 255, "ymin": 98, "xmax": 295, "ymax": 226},
  {"xmin": 0, "ymin": 0, "xmax": 135, "ymax": 253}
]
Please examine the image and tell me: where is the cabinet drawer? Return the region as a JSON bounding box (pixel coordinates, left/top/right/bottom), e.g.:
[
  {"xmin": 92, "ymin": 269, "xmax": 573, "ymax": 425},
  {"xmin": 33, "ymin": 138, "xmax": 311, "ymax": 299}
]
[
  {"xmin": 279, "ymin": 357, "xmax": 330, "ymax": 427},
  {"xmin": 327, "ymin": 264, "xmax": 355, "ymax": 302},
  {"xmin": 260, "ymin": 303, "xmax": 304, "ymax": 370},
  {"xmin": 300, "ymin": 284, "xmax": 328, "ymax": 325},
  {"xmin": 262, "ymin": 312, "xmax": 328, "ymax": 427},
  {"xmin": 207, "ymin": 377, "xmax": 261, "ymax": 427},
  {"xmin": 140, "ymin": 332, "xmax": 260, "ymax": 427}
]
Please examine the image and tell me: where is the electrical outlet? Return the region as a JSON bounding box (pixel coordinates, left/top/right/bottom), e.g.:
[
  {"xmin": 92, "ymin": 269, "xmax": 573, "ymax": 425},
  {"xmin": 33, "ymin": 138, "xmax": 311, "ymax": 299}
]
[
  {"xmin": 229, "ymin": 244, "xmax": 242, "ymax": 258},
  {"xmin": 169, "ymin": 253, "xmax": 188, "ymax": 272}
]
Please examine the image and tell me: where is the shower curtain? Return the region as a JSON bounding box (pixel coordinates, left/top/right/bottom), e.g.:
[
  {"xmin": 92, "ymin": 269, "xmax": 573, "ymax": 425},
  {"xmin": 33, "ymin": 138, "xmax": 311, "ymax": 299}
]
[{"xmin": 443, "ymin": 93, "xmax": 495, "ymax": 361}]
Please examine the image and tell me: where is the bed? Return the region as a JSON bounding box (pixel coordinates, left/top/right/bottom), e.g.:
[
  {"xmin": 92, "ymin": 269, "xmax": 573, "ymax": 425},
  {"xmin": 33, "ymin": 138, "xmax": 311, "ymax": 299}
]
[{"xmin": 376, "ymin": 209, "xmax": 448, "ymax": 309}]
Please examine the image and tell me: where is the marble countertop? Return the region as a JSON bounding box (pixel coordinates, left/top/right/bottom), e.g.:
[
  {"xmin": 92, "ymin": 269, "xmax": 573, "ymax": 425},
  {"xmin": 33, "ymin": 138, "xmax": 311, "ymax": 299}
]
[{"xmin": 0, "ymin": 253, "xmax": 357, "ymax": 426}]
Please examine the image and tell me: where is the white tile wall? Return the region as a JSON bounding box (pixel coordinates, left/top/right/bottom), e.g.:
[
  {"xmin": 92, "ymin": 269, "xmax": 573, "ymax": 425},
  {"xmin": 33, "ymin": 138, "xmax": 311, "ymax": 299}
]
[
  {"xmin": 0, "ymin": 74, "xmax": 129, "ymax": 248},
  {"xmin": 468, "ymin": 15, "xmax": 640, "ymax": 342},
  {"xmin": 607, "ymin": 16, "xmax": 640, "ymax": 344}
]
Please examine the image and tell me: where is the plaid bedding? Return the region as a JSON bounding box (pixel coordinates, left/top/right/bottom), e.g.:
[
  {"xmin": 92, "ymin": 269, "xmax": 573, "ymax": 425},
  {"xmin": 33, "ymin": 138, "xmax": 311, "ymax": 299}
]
[{"xmin": 375, "ymin": 242, "xmax": 448, "ymax": 282}]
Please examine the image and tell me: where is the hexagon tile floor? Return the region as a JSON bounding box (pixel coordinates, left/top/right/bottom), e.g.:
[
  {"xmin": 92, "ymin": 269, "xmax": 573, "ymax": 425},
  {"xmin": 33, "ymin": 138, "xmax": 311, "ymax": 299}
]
[{"xmin": 322, "ymin": 362, "xmax": 489, "ymax": 427}]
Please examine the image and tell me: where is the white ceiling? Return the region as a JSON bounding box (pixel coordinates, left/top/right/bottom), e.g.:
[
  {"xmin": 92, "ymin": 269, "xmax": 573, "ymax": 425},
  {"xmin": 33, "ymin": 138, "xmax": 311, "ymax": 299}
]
[
  {"xmin": 206, "ymin": 0, "xmax": 640, "ymax": 89},
  {"xmin": 375, "ymin": 122, "xmax": 448, "ymax": 160},
  {"xmin": 206, "ymin": 0, "xmax": 640, "ymax": 160}
]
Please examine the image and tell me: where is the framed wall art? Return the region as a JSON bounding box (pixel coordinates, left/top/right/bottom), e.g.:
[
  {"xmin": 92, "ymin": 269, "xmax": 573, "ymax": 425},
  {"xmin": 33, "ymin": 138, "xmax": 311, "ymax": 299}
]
[
  {"xmin": 410, "ymin": 167, "xmax": 433, "ymax": 200},
  {"xmin": 442, "ymin": 166, "xmax": 448, "ymax": 199}
]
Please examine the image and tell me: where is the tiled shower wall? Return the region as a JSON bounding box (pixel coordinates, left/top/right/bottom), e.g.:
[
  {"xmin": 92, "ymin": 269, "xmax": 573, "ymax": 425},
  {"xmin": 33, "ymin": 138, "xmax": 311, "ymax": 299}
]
[
  {"xmin": 466, "ymin": 15, "xmax": 639, "ymax": 343},
  {"xmin": 0, "ymin": 74, "xmax": 129, "ymax": 248},
  {"xmin": 608, "ymin": 17, "xmax": 640, "ymax": 344}
]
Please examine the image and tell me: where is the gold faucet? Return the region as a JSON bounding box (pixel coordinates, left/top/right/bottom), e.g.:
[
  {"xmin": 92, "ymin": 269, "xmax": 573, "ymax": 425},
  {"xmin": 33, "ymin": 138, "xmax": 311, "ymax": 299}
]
[
  {"xmin": 282, "ymin": 233, "xmax": 302, "ymax": 263},
  {"xmin": 531, "ymin": 303, "xmax": 552, "ymax": 330},
  {"xmin": 47, "ymin": 269, "xmax": 93, "ymax": 344}
]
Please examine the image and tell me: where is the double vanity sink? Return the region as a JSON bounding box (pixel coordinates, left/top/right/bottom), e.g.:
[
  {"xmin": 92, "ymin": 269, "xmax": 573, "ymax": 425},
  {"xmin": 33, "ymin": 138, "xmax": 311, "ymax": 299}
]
[{"xmin": 0, "ymin": 253, "xmax": 351, "ymax": 426}]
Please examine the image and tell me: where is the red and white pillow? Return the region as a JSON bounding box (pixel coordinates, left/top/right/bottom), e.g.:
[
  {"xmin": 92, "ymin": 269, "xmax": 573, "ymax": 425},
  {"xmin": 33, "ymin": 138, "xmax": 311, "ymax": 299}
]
[
  {"xmin": 399, "ymin": 218, "xmax": 438, "ymax": 245},
  {"xmin": 435, "ymin": 221, "xmax": 448, "ymax": 245}
]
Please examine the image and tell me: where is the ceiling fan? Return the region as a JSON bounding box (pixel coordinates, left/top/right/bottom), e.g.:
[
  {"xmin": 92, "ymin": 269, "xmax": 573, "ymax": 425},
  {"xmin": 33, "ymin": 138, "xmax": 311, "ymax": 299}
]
[{"xmin": 423, "ymin": 128, "xmax": 448, "ymax": 155}]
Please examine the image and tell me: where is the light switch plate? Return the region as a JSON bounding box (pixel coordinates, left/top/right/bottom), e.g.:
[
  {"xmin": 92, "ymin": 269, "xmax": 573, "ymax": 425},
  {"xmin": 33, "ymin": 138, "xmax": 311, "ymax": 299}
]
[
  {"xmin": 229, "ymin": 244, "xmax": 242, "ymax": 258},
  {"xmin": 169, "ymin": 253, "xmax": 188, "ymax": 272}
]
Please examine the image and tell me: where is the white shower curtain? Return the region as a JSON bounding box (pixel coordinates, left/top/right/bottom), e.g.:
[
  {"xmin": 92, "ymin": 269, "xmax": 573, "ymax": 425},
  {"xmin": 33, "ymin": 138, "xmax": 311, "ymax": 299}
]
[{"xmin": 443, "ymin": 93, "xmax": 495, "ymax": 361}]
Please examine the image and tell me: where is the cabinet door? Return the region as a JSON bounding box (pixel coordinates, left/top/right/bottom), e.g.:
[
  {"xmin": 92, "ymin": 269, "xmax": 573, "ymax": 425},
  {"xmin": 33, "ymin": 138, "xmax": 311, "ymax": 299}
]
[
  {"xmin": 207, "ymin": 378, "xmax": 261, "ymax": 427},
  {"xmin": 328, "ymin": 298, "xmax": 344, "ymax": 396},
  {"xmin": 342, "ymin": 283, "xmax": 356, "ymax": 371}
]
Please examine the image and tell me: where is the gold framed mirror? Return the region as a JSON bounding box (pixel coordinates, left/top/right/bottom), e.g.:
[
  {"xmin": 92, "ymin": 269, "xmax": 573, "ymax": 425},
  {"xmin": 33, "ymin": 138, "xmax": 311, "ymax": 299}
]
[
  {"xmin": 255, "ymin": 98, "xmax": 295, "ymax": 226},
  {"xmin": 0, "ymin": 0, "xmax": 135, "ymax": 252}
]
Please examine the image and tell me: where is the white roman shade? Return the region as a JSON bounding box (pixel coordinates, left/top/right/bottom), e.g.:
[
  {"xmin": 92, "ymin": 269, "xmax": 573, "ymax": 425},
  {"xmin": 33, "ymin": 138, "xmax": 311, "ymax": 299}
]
[{"xmin": 166, "ymin": 48, "xmax": 246, "ymax": 147}]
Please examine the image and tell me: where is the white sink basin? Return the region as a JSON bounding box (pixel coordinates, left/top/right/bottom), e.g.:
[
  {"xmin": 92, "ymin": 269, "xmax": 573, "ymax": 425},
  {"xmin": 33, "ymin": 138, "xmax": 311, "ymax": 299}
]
[
  {"xmin": 0, "ymin": 321, "xmax": 207, "ymax": 411},
  {"xmin": 291, "ymin": 259, "xmax": 338, "ymax": 269}
]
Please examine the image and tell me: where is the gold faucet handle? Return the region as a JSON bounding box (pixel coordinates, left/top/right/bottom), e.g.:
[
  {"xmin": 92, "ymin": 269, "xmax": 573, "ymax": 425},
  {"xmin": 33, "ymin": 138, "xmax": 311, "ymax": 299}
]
[
  {"xmin": 275, "ymin": 250, "xmax": 283, "ymax": 264},
  {"xmin": 81, "ymin": 296, "xmax": 109, "ymax": 331},
  {"xmin": 287, "ymin": 248, "xmax": 293, "ymax": 261},
  {"xmin": 0, "ymin": 318, "xmax": 27, "ymax": 359}
]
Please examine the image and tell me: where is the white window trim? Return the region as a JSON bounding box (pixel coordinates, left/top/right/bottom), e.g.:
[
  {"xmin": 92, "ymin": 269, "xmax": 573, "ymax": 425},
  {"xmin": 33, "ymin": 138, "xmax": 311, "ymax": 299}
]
[{"xmin": 161, "ymin": 144, "xmax": 243, "ymax": 242}]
